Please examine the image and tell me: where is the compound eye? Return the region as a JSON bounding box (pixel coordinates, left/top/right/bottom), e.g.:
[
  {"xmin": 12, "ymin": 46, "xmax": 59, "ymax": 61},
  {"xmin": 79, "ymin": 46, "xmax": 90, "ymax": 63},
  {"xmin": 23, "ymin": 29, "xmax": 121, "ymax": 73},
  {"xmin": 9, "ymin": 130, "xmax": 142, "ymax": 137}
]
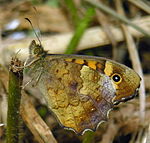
[
  {"xmin": 111, "ymin": 74, "xmax": 122, "ymax": 84},
  {"xmin": 34, "ymin": 47, "xmax": 43, "ymax": 55}
]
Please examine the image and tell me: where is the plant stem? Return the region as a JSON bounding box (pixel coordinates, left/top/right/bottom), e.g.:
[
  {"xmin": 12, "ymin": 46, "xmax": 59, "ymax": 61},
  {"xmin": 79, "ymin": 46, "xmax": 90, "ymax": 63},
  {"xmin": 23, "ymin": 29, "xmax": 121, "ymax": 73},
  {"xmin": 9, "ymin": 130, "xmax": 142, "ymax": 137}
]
[
  {"xmin": 64, "ymin": 0, "xmax": 80, "ymax": 27},
  {"xmin": 7, "ymin": 58, "xmax": 23, "ymax": 143},
  {"xmin": 65, "ymin": 7, "xmax": 95, "ymax": 54}
]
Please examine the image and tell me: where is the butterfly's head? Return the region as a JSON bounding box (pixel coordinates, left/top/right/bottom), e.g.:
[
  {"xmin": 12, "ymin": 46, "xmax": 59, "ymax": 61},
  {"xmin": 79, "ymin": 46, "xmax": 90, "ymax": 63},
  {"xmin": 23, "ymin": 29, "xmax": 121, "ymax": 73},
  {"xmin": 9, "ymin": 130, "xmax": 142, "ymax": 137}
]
[{"xmin": 29, "ymin": 40, "xmax": 47, "ymax": 57}]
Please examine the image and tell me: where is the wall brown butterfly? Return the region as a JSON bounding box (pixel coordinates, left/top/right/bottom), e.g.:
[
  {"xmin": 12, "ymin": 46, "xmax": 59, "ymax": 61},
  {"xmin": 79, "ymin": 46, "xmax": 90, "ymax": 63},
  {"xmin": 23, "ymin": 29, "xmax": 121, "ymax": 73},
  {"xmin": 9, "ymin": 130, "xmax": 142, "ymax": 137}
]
[{"xmin": 24, "ymin": 40, "xmax": 141, "ymax": 135}]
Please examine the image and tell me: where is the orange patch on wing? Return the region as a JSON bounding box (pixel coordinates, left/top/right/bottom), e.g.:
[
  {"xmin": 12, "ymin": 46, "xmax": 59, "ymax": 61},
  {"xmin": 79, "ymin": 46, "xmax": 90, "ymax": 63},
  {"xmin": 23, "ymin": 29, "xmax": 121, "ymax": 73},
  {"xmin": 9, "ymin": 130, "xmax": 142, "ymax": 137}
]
[
  {"xmin": 74, "ymin": 59, "xmax": 85, "ymax": 64},
  {"xmin": 104, "ymin": 61, "xmax": 113, "ymax": 76},
  {"xmin": 87, "ymin": 60, "xmax": 97, "ymax": 70},
  {"xmin": 65, "ymin": 58, "xmax": 73, "ymax": 62},
  {"xmin": 96, "ymin": 63, "xmax": 103, "ymax": 69}
]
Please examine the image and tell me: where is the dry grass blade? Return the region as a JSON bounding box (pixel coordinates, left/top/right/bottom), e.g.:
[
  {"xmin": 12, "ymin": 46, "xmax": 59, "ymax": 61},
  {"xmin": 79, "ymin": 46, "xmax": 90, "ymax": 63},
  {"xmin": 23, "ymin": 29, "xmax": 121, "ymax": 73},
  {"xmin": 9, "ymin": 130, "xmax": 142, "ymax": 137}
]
[
  {"xmin": 144, "ymin": 74, "xmax": 150, "ymax": 90},
  {"xmin": 0, "ymin": 65, "xmax": 8, "ymax": 126},
  {"xmin": 115, "ymin": 1, "xmax": 146, "ymax": 141},
  {"xmin": 100, "ymin": 121, "xmax": 120, "ymax": 143},
  {"xmin": 0, "ymin": 80, "xmax": 7, "ymax": 143},
  {"xmin": 95, "ymin": 10, "xmax": 118, "ymax": 60},
  {"xmin": 128, "ymin": 0, "xmax": 150, "ymax": 14},
  {"xmin": 96, "ymin": 96, "xmax": 150, "ymax": 143},
  {"xmin": 129, "ymin": 127, "xmax": 148, "ymax": 143},
  {"xmin": 0, "ymin": 16, "xmax": 149, "ymax": 64},
  {"xmin": 146, "ymin": 124, "xmax": 150, "ymax": 143},
  {"xmin": 20, "ymin": 92, "xmax": 57, "ymax": 143},
  {"xmin": 95, "ymin": 10, "xmax": 117, "ymax": 48},
  {"xmin": 116, "ymin": 0, "xmax": 146, "ymax": 143},
  {"xmin": 122, "ymin": 24, "xmax": 146, "ymax": 121},
  {"xmin": 85, "ymin": 0, "xmax": 150, "ymax": 37},
  {"xmin": 0, "ymin": 80, "xmax": 7, "ymax": 124}
]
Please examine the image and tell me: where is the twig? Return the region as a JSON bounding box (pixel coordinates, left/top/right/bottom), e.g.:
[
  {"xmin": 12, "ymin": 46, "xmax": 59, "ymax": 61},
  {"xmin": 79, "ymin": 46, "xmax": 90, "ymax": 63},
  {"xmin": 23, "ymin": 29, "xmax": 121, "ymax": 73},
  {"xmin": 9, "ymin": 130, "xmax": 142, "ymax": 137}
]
[
  {"xmin": 85, "ymin": 0, "xmax": 150, "ymax": 37},
  {"xmin": 6, "ymin": 57, "xmax": 23, "ymax": 143}
]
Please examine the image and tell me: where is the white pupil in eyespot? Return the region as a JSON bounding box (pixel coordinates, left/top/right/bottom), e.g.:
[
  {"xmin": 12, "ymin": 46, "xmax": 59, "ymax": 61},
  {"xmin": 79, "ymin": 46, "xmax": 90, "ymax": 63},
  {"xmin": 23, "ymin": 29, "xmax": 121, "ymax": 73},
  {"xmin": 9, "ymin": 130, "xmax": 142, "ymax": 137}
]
[{"xmin": 113, "ymin": 75, "xmax": 120, "ymax": 82}]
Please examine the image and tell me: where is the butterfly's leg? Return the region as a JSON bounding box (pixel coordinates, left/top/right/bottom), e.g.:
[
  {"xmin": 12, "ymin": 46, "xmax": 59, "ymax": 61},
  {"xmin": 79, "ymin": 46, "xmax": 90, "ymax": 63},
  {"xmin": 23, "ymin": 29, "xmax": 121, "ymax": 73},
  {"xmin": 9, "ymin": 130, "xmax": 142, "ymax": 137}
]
[
  {"xmin": 22, "ymin": 78, "xmax": 34, "ymax": 89},
  {"xmin": 33, "ymin": 67, "xmax": 43, "ymax": 86}
]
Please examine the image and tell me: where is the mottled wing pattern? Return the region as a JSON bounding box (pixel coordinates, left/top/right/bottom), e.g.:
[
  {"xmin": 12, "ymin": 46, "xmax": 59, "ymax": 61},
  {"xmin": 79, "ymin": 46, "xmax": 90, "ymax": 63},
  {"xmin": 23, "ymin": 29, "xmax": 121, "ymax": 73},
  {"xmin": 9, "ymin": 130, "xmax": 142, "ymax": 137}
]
[
  {"xmin": 25, "ymin": 40, "xmax": 141, "ymax": 134},
  {"xmin": 27, "ymin": 58, "xmax": 116, "ymax": 134}
]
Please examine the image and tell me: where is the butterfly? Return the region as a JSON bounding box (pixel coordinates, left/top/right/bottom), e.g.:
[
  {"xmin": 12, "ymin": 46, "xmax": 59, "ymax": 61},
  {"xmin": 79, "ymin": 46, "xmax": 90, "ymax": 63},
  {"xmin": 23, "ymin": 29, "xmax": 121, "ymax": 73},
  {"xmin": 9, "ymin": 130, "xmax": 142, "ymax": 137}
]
[{"xmin": 24, "ymin": 40, "xmax": 141, "ymax": 135}]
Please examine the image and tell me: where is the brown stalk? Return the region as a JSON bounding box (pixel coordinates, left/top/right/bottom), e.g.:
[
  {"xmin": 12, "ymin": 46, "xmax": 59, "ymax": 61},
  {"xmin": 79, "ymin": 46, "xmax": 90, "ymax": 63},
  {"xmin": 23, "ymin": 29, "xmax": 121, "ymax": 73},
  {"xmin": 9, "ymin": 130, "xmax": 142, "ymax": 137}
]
[
  {"xmin": 128, "ymin": 0, "xmax": 150, "ymax": 14},
  {"xmin": 115, "ymin": 0, "xmax": 146, "ymax": 122},
  {"xmin": 20, "ymin": 92, "xmax": 57, "ymax": 143},
  {"xmin": 95, "ymin": 10, "xmax": 118, "ymax": 60}
]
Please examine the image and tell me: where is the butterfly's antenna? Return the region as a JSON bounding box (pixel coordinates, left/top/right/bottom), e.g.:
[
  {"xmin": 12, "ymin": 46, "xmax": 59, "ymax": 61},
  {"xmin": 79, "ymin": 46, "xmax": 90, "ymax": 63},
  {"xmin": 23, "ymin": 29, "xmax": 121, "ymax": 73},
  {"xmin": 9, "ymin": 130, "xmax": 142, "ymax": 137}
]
[
  {"xmin": 12, "ymin": 49, "xmax": 22, "ymax": 62},
  {"xmin": 33, "ymin": 6, "xmax": 42, "ymax": 41},
  {"xmin": 14, "ymin": 49, "xmax": 21, "ymax": 58},
  {"xmin": 25, "ymin": 18, "xmax": 42, "ymax": 46}
]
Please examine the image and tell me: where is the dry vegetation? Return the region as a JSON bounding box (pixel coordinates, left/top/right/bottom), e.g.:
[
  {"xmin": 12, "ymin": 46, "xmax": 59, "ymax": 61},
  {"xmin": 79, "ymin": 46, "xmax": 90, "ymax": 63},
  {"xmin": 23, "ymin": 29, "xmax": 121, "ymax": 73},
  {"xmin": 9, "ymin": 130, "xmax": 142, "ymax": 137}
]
[{"xmin": 0, "ymin": 0, "xmax": 150, "ymax": 143}]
